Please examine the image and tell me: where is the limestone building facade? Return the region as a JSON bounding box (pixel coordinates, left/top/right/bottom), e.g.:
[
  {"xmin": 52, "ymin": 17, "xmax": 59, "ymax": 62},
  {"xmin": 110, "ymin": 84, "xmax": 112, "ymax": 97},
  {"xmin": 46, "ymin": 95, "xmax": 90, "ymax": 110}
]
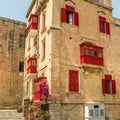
[
  {"xmin": 24, "ymin": 0, "xmax": 120, "ymax": 120},
  {"xmin": 0, "ymin": 17, "xmax": 26, "ymax": 108}
]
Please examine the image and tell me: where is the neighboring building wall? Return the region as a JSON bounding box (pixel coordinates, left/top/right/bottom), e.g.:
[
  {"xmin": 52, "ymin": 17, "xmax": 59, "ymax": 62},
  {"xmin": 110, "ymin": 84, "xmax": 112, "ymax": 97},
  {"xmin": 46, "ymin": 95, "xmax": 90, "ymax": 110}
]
[
  {"xmin": 0, "ymin": 17, "xmax": 26, "ymax": 108},
  {"xmin": 24, "ymin": 0, "xmax": 120, "ymax": 120}
]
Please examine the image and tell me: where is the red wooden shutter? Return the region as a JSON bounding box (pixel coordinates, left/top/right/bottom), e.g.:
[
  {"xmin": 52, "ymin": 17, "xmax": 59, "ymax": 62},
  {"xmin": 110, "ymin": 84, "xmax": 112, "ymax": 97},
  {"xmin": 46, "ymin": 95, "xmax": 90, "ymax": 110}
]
[
  {"xmin": 34, "ymin": 82, "xmax": 37, "ymax": 93},
  {"xmin": 69, "ymin": 70, "xmax": 79, "ymax": 92},
  {"xmin": 34, "ymin": 80, "xmax": 40, "ymax": 93},
  {"xmin": 74, "ymin": 12, "xmax": 79, "ymax": 26},
  {"xmin": 34, "ymin": 82, "xmax": 36, "ymax": 93},
  {"xmin": 106, "ymin": 22, "xmax": 110, "ymax": 34},
  {"xmin": 30, "ymin": 59, "xmax": 32, "ymax": 66},
  {"xmin": 112, "ymin": 80, "xmax": 116, "ymax": 94},
  {"xmin": 99, "ymin": 16, "xmax": 106, "ymax": 33},
  {"xmin": 65, "ymin": 5, "xmax": 75, "ymax": 11},
  {"xmin": 105, "ymin": 74, "xmax": 112, "ymax": 80},
  {"xmin": 39, "ymin": 84, "xmax": 43, "ymax": 100},
  {"xmin": 61, "ymin": 8, "xmax": 66, "ymax": 23},
  {"xmin": 102, "ymin": 79, "xmax": 107, "ymax": 94}
]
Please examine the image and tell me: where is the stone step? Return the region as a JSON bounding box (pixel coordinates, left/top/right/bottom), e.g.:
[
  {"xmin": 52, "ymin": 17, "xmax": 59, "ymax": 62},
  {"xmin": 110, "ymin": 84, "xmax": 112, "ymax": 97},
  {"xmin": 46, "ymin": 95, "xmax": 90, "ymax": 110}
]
[{"xmin": 0, "ymin": 109, "xmax": 25, "ymax": 120}]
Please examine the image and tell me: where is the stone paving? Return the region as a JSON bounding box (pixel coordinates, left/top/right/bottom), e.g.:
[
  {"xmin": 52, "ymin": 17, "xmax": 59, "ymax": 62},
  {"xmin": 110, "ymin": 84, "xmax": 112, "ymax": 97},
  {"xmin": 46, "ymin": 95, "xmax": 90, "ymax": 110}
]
[{"xmin": 0, "ymin": 110, "xmax": 25, "ymax": 120}]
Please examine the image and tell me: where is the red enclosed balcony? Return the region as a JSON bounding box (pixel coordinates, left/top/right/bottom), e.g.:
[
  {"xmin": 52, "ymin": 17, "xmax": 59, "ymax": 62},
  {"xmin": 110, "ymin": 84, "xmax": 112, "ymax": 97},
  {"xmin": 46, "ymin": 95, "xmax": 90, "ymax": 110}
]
[
  {"xmin": 80, "ymin": 43, "xmax": 104, "ymax": 66},
  {"xmin": 27, "ymin": 58, "xmax": 37, "ymax": 78},
  {"xmin": 33, "ymin": 77, "xmax": 47, "ymax": 102},
  {"xmin": 27, "ymin": 14, "xmax": 38, "ymax": 36}
]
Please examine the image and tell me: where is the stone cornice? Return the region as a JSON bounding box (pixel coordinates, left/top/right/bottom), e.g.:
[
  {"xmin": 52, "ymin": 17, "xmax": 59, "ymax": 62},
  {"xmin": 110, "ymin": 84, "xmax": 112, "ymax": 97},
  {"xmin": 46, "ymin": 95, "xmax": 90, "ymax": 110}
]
[
  {"xmin": 26, "ymin": 0, "xmax": 48, "ymax": 18},
  {"xmin": 84, "ymin": 0, "xmax": 113, "ymax": 11},
  {"xmin": 0, "ymin": 16, "xmax": 25, "ymax": 25}
]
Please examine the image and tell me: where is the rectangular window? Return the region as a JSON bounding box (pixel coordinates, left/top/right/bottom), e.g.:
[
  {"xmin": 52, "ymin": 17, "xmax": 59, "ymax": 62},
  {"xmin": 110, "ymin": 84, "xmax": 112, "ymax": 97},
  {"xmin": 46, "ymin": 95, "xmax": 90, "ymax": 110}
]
[
  {"xmin": 99, "ymin": 16, "xmax": 110, "ymax": 35},
  {"xmin": 66, "ymin": 11, "xmax": 73, "ymax": 24},
  {"xmin": 0, "ymin": 44, "xmax": 3, "ymax": 52},
  {"xmin": 33, "ymin": 17, "xmax": 38, "ymax": 23},
  {"xmin": 89, "ymin": 49, "xmax": 93, "ymax": 56},
  {"xmin": 95, "ymin": 108, "xmax": 99, "ymax": 116},
  {"xmin": 19, "ymin": 34, "xmax": 25, "ymax": 48},
  {"xmin": 69, "ymin": 70, "xmax": 79, "ymax": 92},
  {"xmin": 42, "ymin": 41, "xmax": 45, "ymax": 59},
  {"xmin": 61, "ymin": 5, "xmax": 79, "ymax": 26},
  {"xmin": 102, "ymin": 78, "xmax": 116, "ymax": 94},
  {"xmin": 42, "ymin": 12, "xmax": 46, "ymax": 28},
  {"xmin": 19, "ymin": 61, "xmax": 24, "ymax": 72},
  {"xmin": 85, "ymin": 104, "xmax": 105, "ymax": 118},
  {"xmin": 106, "ymin": 80, "xmax": 112, "ymax": 93},
  {"xmin": 32, "ymin": 60, "xmax": 36, "ymax": 66},
  {"xmin": 84, "ymin": 48, "xmax": 89, "ymax": 55},
  {"xmin": 99, "ymin": 52, "xmax": 103, "ymax": 58},
  {"xmin": 89, "ymin": 110, "xmax": 94, "ymax": 116},
  {"xmin": 100, "ymin": 109, "xmax": 104, "ymax": 116}
]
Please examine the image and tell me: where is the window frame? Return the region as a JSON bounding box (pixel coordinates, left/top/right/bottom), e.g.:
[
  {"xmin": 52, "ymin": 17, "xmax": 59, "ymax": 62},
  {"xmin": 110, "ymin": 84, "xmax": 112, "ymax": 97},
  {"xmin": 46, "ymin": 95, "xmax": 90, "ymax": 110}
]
[
  {"xmin": 102, "ymin": 74, "xmax": 116, "ymax": 94},
  {"xmin": 81, "ymin": 44, "xmax": 103, "ymax": 58},
  {"xmin": 69, "ymin": 70, "xmax": 79, "ymax": 92},
  {"xmin": 42, "ymin": 12, "xmax": 46, "ymax": 29},
  {"xmin": 99, "ymin": 16, "xmax": 110, "ymax": 35},
  {"xmin": 61, "ymin": 5, "xmax": 79, "ymax": 26},
  {"xmin": 66, "ymin": 10, "xmax": 73, "ymax": 24},
  {"xmin": 19, "ymin": 34, "xmax": 25, "ymax": 49},
  {"xmin": 0, "ymin": 44, "xmax": 3, "ymax": 52},
  {"xmin": 85, "ymin": 104, "xmax": 105, "ymax": 119},
  {"xmin": 42, "ymin": 40, "xmax": 46, "ymax": 59},
  {"xmin": 19, "ymin": 61, "xmax": 24, "ymax": 72}
]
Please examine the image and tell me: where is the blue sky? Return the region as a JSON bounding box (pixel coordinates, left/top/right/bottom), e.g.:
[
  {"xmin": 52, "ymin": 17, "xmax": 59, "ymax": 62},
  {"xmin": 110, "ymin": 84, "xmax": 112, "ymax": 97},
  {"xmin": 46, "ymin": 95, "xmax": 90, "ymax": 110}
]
[
  {"xmin": 112, "ymin": 0, "xmax": 120, "ymax": 19},
  {"xmin": 0, "ymin": 0, "xmax": 119, "ymax": 22},
  {"xmin": 0, "ymin": 0, "xmax": 32, "ymax": 22}
]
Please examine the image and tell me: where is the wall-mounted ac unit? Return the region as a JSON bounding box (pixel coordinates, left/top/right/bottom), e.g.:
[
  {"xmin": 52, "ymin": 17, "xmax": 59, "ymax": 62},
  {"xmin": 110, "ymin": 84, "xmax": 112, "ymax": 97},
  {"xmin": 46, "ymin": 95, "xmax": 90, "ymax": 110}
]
[{"xmin": 105, "ymin": 116, "xmax": 112, "ymax": 120}]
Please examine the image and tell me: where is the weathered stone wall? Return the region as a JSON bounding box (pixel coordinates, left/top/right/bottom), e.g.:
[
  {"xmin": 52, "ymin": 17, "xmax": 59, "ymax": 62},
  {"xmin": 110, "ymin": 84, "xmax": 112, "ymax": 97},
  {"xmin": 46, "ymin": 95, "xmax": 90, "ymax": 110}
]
[
  {"xmin": 105, "ymin": 104, "xmax": 120, "ymax": 120},
  {"xmin": 0, "ymin": 17, "xmax": 26, "ymax": 108},
  {"xmin": 50, "ymin": 0, "xmax": 120, "ymax": 120}
]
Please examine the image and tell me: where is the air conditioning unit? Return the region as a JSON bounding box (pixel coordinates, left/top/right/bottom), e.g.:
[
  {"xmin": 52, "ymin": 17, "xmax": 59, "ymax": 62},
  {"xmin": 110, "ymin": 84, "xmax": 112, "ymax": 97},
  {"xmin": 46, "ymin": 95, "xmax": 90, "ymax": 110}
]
[{"xmin": 105, "ymin": 116, "xmax": 112, "ymax": 120}]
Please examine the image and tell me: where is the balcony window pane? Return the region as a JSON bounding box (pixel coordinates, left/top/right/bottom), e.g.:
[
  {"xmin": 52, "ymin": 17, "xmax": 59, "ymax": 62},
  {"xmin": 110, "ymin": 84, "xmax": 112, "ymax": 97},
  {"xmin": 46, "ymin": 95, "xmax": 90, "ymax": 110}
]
[
  {"xmin": 94, "ymin": 51, "xmax": 98, "ymax": 57},
  {"xmin": 33, "ymin": 17, "xmax": 38, "ymax": 23},
  {"xmin": 90, "ymin": 49, "xmax": 93, "ymax": 56},
  {"xmin": 95, "ymin": 109, "xmax": 99, "ymax": 116},
  {"xmin": 99, "ymin": 52, "xmax": 103, "ymax": 58},
  {"xmin": 89, "ymin": 110, "xmax": 94, "ymax": 116},
  {"xmin": 100, "ymin": 109, "xmax": 104, "ymax": 116},
  {"xmin": 84, "ymin": 48, "xmax": 89, "ymax": 55}
]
